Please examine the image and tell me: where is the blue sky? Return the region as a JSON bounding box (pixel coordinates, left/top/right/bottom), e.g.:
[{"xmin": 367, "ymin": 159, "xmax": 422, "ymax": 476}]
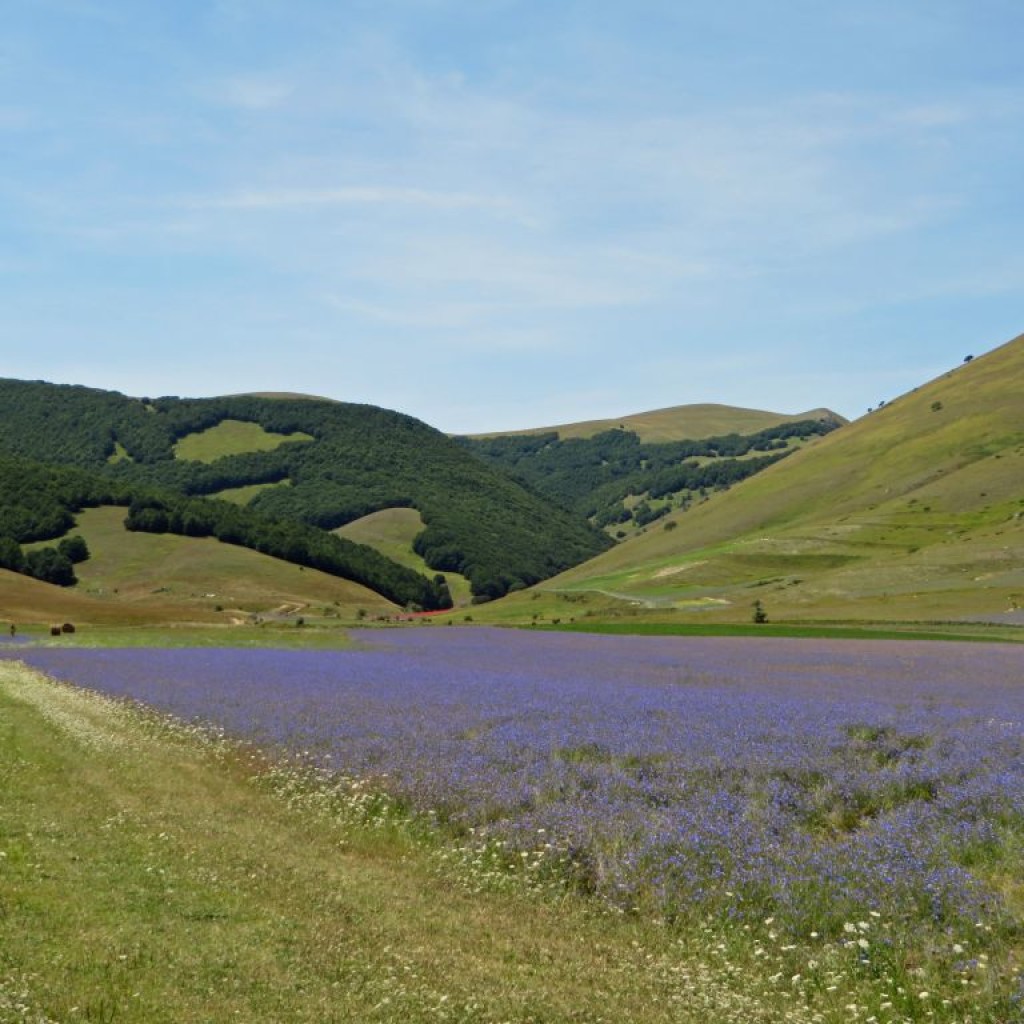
[{"xmin": 2, "ymin": 1, "xmax": 1022, "ymax": 433}]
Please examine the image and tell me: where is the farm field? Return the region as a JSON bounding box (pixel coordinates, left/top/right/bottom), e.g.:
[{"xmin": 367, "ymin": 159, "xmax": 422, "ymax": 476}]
[{"xmin": 2, "ymin": 629, "xmax": 1022, "ymax": 1022}]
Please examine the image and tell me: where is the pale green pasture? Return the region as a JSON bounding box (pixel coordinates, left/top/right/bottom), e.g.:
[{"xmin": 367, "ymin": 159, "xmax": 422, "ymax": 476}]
[
  {"xmin": 211, "ymin": 480, "xmax": 289, "ymax": 505},
  {"xmin": 173, "ymin": 419, "xmax": 313, "ymax": 463}
]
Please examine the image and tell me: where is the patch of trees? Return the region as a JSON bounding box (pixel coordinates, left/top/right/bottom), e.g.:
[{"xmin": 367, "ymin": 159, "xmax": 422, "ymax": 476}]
[
  {"xmin": 23, "ymin": 547, "xmax": 78, "ymax": 586},
  {"xmin": 0, "ymin": 379, "xmax": 176, "ymax": 465},
  {"xmin": 0, "ymin": 539, "xmax": 80, "ymax": 586},
  {"xmin": 0, "ymin": 459, "xmax": 112, "ymax": 586}
]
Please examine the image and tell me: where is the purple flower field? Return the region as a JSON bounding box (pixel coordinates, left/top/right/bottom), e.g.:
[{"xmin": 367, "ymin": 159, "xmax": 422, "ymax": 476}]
[{"xmin": 6, "ymin": 628, "xmax": 1023, "ymax": 940}]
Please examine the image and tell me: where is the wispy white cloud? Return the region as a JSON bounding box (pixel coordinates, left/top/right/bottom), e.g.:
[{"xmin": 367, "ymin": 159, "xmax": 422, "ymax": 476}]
[
  {"xmin": 184, "ymin": 185, "xmax": 515, "ymax": 212},
  {"xmin": 205, "ymin": 74, "xmax": 295, "ymax": 111}
]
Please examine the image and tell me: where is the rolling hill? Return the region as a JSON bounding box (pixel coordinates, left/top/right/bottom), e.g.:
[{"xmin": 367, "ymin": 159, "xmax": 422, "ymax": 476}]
[
  {"xmin": 539, "ymin": 334, "xmax": 1024, "ymax": 622},
  {"xmin": 0, "ymin": 383, "xmax": 613, "ymax": 603},
  {"xmin": 468, "ymin": 403, "xmax": 843, "ymax": 443},
  {"xmin": 4, "ymin": 505, "xmax": 396, "ymax": 627},
  {"xmin": 458, "ymin": 415, "xmax": 841, "ymax": 535},
  {"xmin": 7, "ymin": 335, "xmax": 1016, "ymax": 631}
]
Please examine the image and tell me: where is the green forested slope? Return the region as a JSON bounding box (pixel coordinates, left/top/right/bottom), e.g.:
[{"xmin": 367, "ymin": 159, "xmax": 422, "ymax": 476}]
[
  {"xmin": 0, "ymin": 382, "xmax": 611, "ymax": 600},
  {"xmin": 458, "ymin": 418, "xmax": 840, "ymax": 529}
]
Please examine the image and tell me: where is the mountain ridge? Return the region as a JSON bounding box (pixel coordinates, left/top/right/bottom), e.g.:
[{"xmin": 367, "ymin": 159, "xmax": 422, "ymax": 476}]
[{"xmin": 466, "ymin": 404, "xmax": 846, "ymax": 443}]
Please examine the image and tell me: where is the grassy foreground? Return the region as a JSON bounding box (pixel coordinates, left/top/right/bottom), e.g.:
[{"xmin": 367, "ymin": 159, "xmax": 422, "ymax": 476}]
[{"xmin": 1, "ymin": 662, "xmax": 1019, "ymax": 1023}]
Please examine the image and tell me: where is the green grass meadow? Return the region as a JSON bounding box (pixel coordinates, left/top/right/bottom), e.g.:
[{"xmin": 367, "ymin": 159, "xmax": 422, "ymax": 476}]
[{"xmin": 172, "ymin": 419, "xmax": 313, "ymax": 463}]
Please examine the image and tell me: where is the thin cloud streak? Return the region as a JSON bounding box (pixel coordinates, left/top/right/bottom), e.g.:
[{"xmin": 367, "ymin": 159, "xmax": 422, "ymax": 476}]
[{"xmin": 182, "ymin": 186, "xmax": 516, "ymax": 212}]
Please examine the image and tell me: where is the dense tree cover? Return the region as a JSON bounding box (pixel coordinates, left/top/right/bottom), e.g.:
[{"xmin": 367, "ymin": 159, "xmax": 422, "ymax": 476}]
[
  {"xmin": 458, "ymin": 419, "xmax": 840, "ymax": 526},
  {"xmin": 0, "ymin": 458, "xmax": 125, "ymax": 586},
  {"xmin": 24, "ymin": 546, "xmax": 77, "ymax": 586},
  {"xmin": 58, "ymin": 535, "xmax": 91, "ymax": 563},
  {"xmin": 0, "ymin": 380, "xmax": 613, "ymax": 598},
  {"xmin": 0, "ymin": 458, "xmax": 132, "ymax": 543},
  {"xmin": 0, "ymin": 379, "xmax": 175, "ymax": 465}
]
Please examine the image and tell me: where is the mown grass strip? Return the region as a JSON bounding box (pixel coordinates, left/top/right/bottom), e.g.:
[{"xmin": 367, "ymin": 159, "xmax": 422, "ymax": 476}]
[
  {"xmin": 541, "ymin": 620, "xmax": 1024, "ymax": 643},
  {"xmin": 22, "ymin": 623, "xmax": 360, "ymax": 649}
]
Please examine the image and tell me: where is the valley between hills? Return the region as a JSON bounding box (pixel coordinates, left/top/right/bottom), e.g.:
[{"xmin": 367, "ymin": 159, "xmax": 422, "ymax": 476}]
[{"xmin": 1, "ymin": 330, "xmax": 1022, "ymax": 641}]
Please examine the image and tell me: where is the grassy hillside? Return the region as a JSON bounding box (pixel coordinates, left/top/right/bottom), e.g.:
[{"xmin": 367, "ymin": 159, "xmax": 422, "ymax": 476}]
[
  {"xmin": 6, "ymin": 506, "xmax": 396, "ymax": 628},
  {"xmin": 470, "ymin": 403, "xmax": 843, "ymax": 443},
  {"xmin": 74, "ymin": 506, "xmax": 395, "ymax": 619},
  {"xmin": 533, "ymin": 335, "xmax": 1024, "ymax": 623},
  {"xmin": 335, "ymin": 507, "xmax": 474, "ymax": 605}
]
